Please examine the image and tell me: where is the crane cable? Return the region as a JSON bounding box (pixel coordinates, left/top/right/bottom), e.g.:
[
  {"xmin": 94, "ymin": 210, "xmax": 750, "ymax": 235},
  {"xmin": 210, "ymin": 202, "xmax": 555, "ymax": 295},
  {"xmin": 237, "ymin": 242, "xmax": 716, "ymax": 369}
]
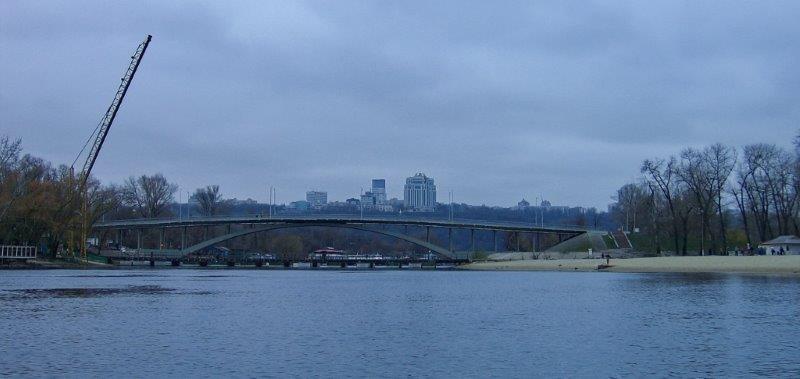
[{"xmin": 70, "ymin": 113, "xmax": 106, "ymax": 170}]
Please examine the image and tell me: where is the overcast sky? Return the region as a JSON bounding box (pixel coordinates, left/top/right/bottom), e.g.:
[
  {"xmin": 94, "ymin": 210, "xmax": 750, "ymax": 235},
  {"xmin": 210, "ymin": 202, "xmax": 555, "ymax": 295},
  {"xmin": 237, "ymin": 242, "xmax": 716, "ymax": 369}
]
[{"xmin": 1, "ymin": 1, "xmax": 798, "ymax": 209}]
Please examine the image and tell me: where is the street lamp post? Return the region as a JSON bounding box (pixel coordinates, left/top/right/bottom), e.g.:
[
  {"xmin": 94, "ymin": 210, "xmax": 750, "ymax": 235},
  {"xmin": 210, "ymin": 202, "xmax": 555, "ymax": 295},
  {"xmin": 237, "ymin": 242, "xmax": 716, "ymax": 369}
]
[{"xmin": 449, "ymin": 190, "xmax": 454, "ymax": 221}]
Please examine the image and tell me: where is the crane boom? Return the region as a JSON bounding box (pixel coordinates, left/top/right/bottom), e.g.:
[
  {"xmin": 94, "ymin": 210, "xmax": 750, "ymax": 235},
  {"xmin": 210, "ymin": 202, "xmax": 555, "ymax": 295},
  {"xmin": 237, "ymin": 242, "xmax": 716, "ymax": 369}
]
[{"xmin": 78, "ymin": 34, "xmax": 151, "ymax": 190}]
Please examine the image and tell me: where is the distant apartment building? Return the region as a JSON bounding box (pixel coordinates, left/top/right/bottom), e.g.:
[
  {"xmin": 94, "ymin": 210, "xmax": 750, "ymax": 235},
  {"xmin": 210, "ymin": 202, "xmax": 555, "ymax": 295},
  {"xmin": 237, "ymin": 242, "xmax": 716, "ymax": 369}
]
[
  {"xmin": 306, "ymin": 191, "xmax": 327, "ymax": 209},
  {"xmin": 289, "ymin": 200, "xmax": 310, "ymax": 211},
  {"xmin": 360, "ymin": 191, "xmax": 376, "ymax": 207},
  {"xmin": 360, "ymin": 179, "xmax": 393, "ymax": 212},
  {"xmin": 404, "ymin": 173, "xmax": 436, "ymax": 212},
  {"xmin": 372, "ymin": 179, "xmax": 387, "ymax": 205}
]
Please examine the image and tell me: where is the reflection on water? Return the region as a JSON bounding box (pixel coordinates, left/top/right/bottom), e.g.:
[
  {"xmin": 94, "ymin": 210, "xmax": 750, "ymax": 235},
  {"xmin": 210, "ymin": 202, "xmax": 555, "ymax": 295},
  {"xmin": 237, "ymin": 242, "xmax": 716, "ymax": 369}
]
[
  {"xmin": 0, "ymin": 269, "xmax": 798, "ymax": 377},
  {"xmin": 4, "ymin": 285, "xmax": 174, "ymax": 299}
]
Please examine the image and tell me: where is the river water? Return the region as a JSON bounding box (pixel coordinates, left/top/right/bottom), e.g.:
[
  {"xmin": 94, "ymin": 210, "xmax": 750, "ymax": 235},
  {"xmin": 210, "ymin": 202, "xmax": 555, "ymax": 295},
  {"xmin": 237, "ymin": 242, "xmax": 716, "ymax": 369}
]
[{"xmin": 1, "ymin": 269, "xmax": 798, "ymax": 377}]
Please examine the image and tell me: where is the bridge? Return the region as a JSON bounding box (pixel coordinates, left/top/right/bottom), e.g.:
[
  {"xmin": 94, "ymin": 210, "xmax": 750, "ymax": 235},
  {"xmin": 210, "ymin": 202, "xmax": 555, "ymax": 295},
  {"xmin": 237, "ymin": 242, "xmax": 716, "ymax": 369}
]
[{"xmin": 92, "ymin": 214, "xmax": 589, "ymax": 261}]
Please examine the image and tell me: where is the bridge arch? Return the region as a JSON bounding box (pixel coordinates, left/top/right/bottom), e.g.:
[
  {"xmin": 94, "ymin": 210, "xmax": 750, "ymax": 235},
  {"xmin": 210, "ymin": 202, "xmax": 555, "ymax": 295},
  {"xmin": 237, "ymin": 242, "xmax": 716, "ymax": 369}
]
[{"xmin": 181, "ymin": 223, "xmax": 455, "ymax": 259}]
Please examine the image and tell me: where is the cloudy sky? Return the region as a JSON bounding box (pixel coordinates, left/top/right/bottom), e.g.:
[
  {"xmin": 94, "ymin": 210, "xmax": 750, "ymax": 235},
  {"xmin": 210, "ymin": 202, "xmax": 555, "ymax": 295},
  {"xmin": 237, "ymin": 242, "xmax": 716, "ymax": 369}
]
[{"xmin": 1, "ymin": 1, "xmax": 798, "ymax": 208}]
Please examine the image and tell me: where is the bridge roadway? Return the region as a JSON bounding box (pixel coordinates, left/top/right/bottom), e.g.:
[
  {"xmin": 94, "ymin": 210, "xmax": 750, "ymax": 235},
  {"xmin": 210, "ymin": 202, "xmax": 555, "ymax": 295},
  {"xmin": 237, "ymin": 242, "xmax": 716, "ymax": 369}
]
[
  {"xmin": 93, "ymin": 215, "xmax": 590, "ymax": 260},
  {"xmin": 93, "ymin": 214, "xmax": 589, "ymax": 234}
]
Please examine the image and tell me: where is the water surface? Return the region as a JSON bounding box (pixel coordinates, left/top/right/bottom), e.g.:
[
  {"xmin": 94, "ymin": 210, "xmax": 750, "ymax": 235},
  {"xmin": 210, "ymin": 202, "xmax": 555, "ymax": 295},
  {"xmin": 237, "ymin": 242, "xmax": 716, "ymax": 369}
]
[{"xmin": 1, "ymin": 269, "xmax": 798, "ymax": 377}]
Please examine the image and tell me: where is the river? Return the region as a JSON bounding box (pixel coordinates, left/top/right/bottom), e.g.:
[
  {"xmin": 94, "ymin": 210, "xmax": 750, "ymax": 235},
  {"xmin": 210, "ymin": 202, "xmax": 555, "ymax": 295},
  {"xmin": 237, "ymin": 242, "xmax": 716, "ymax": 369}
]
[{"xmin": 1, "ymin": 269, "xmax": 798, "ymax": 377}]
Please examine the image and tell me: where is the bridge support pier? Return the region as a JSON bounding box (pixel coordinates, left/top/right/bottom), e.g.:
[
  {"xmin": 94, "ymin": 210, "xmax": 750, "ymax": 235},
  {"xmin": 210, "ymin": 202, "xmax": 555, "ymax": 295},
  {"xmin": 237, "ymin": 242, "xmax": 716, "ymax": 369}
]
[
  {"xmin": 181, "ymin": 227, "xmax": 186, "ymax": 251},
  {"xmin": 515, "ymin": 232, "xmax": 520, "ymax": 252},
  {"xmin": 426, "ymin": 226, "xmax": 430, "ymax": 243},
  {"xmin": 470, "ymin": 229, "xmax": 475, "ymax": 254},
  {"xmin": 448, "ymin": 228, "xmax": 453, "ymax": 253},
  {"xmin": 136, "ymin": 229, "xmax": 142, "ymax": 254},
  {"xmin": 493, "ymin": 230, "xmax": 497, "ymax": 253}
]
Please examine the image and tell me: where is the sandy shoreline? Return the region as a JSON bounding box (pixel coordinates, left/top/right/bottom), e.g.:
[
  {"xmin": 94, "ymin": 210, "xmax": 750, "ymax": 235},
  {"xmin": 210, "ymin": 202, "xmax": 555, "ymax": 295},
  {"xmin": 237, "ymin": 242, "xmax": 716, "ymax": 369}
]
[{"xmin": 461, "ymin": 255, "xmax": 800, "ymax": 275}]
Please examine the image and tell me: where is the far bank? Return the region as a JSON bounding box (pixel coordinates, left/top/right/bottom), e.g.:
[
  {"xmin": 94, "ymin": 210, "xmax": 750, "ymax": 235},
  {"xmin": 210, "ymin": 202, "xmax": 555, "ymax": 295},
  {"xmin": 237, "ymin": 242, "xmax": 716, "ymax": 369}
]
[{"xmin": 460, "ymin": 255, "xmax": 800, "ymax": 275}]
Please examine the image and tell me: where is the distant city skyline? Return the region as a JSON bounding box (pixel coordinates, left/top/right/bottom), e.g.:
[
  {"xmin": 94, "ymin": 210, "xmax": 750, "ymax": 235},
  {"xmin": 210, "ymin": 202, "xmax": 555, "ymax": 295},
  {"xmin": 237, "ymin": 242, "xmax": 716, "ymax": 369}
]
[{"xmin": 178, "ymin": 171, "xmax": 565, "ymax": 209}]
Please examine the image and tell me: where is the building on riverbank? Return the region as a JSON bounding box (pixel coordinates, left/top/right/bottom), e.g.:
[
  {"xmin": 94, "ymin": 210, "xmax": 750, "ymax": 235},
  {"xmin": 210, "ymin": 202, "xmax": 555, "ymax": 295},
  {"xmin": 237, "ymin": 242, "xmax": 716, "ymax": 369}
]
[{"xmin": 758, "ymin": 235, "xmax": 800, "ymax": 255}]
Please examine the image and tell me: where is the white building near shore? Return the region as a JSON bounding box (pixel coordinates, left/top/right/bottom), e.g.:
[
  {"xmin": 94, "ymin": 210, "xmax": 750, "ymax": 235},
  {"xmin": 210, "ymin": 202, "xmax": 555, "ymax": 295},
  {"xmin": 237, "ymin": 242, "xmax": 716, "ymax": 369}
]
[{"xmin": 758, "ymin": 235, "xmax": 800, "ymax": 255}]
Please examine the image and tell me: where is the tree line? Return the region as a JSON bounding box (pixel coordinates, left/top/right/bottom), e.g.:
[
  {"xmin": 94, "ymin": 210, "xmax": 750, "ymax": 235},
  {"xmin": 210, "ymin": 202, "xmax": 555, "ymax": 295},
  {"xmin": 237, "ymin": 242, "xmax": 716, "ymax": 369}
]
[
  {"xmin": 611, "ymin": 134, "xmax": 799, "ymax": 255},
  {"xmin": 0, "ymin": 135, "xmax": 237, "ymax": 254}
]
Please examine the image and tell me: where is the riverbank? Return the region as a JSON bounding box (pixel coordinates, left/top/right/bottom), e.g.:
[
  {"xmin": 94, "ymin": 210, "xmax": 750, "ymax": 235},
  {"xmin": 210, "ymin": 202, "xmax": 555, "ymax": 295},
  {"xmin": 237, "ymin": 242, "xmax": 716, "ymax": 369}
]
[
  {"xmin": 461, "ymin": 255, "xmax": 800, "ymax": 275},
  {"xmin": 0, "ymin": 259, "xmax": 112, "ymax": 269}
]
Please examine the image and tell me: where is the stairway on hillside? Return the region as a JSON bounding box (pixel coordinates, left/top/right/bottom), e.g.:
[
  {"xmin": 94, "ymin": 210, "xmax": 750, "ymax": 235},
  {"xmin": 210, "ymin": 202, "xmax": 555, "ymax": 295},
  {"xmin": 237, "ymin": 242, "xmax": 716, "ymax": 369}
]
[{"xmin": 611, "ymin": 230, "xmax": 632, "ymax": 249}]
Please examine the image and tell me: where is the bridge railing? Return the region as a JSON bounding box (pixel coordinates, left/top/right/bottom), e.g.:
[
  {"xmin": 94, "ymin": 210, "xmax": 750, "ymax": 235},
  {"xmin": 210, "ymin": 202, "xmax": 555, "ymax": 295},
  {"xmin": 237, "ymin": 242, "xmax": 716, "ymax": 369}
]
[
  {"xmin": 0, "ymin": 245, "xmax": 36, "ymax": 259},
  {"xmin": 94, "ymin": 213, "xmax": 597, "ymax": 232}
]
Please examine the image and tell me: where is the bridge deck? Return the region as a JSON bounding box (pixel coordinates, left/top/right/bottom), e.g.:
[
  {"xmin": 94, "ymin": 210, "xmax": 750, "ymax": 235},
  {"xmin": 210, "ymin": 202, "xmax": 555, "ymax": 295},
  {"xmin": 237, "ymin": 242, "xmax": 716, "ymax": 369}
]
[{"xmin": 94, "ymin": 215, "xmax": 590, "ymax": 234}]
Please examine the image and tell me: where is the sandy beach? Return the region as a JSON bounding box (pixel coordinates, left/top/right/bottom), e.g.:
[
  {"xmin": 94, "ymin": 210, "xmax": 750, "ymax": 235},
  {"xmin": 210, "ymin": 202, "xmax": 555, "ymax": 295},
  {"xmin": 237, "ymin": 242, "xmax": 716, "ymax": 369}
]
[{"xmin": 461, "ymin": 255, "xmax": 800, "ymax": 275}]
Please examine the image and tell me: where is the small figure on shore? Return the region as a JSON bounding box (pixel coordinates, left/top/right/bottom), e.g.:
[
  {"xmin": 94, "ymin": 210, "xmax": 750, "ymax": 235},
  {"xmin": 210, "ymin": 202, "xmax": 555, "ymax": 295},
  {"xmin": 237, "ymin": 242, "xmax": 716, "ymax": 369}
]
[{"xmin": 605, "ymin": 254, "xmax": 610, "ymax": 265}]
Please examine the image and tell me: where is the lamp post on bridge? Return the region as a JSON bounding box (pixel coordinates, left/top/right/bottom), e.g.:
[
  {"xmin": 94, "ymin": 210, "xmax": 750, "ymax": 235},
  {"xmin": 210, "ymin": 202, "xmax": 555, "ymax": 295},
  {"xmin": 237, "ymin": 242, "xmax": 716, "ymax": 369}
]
[
  {"xmin": 268, "ymin": 186, "xmax": 276, "ymax": 219},
  {"xmin": 448, "ymin": 190, "xmax": 454, "ymax": 221}
]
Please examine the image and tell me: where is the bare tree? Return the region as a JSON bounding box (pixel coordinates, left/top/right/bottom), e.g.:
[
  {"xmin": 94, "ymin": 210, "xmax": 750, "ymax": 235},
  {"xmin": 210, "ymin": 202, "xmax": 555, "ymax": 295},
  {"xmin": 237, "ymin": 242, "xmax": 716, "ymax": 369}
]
[
  {"xmin": 678, "ymin": 147, "xmax": 718, "ymax": 254},
  {"xmin": 741, "ymin": 144, "xmax": 775, "ymax": 241},
  {"xmin": 765, "ymin": 152, "xmax": 796, "ymax": 235},
  {"xmin": 123, "ymin": 174, "xmax": 177, "ymax": 218},
  {"xmin": 0, "ymin": 136, "xmax": 22, "ymax": 173},
  {"xmin": 705, "ymin": 143, "xmax": 736, "ymax": 254},
  {"xmin": 0, "ymin": 136, "xmax": 23, "ymax": 220},
  {"xmin": 729, "ymin": 162, "xmax": 753, "ymax": 249},
  {"xmin": 793, "ymin": 135, "xmax": 800, "ymax": 234},
  {"xmin": 611, "ymin": 182, "xmax": 649, "ymax": 232},
  {"xmin": 193, "ymin": 185, "xmax": 224, "ymax": 216},
  {"xmin": 642, "ymin": 157, "xmax": 690, "ymax": 254}
]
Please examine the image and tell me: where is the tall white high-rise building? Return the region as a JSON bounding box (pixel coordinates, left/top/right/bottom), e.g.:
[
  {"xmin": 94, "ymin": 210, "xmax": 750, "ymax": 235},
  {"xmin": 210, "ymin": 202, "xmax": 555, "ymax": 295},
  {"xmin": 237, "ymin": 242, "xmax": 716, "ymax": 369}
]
[{"xmin": 404, "ymin": 173, "xmax": 436, "ymax": 212}]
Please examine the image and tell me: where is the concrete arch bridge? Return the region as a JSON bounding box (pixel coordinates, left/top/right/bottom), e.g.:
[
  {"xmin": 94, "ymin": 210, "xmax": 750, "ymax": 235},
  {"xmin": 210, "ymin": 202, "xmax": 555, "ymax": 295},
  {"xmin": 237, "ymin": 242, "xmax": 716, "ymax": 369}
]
[{"xmin": 92, "ymin": 215, "xmax": 589, "ymax": 261}]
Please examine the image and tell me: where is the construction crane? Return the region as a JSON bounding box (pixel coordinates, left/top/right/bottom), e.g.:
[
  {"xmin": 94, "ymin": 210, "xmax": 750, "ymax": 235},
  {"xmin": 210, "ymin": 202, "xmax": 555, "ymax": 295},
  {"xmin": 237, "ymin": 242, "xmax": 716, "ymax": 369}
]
[
  {"xmin": 74, "ymin": 34, "xmax": 152, "ymax": 191},
  {"xmin": 69, "ymin": 35, "xmax": 151, "ymax": 259}
]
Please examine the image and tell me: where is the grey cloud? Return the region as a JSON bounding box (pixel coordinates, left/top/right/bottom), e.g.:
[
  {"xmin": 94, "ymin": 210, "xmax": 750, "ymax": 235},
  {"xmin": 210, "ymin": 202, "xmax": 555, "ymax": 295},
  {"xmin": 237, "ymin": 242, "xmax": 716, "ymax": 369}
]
[{"xmin": 1, "ymin": 0, "xmax": 798, "ymax": 209}]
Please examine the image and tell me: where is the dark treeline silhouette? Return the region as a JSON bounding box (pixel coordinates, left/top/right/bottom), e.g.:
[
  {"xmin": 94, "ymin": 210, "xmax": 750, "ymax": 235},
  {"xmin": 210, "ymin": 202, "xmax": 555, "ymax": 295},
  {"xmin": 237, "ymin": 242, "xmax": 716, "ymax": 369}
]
[{"xmin": 610, "ymin": 134, "xmax": 799, "ymax": 255}]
